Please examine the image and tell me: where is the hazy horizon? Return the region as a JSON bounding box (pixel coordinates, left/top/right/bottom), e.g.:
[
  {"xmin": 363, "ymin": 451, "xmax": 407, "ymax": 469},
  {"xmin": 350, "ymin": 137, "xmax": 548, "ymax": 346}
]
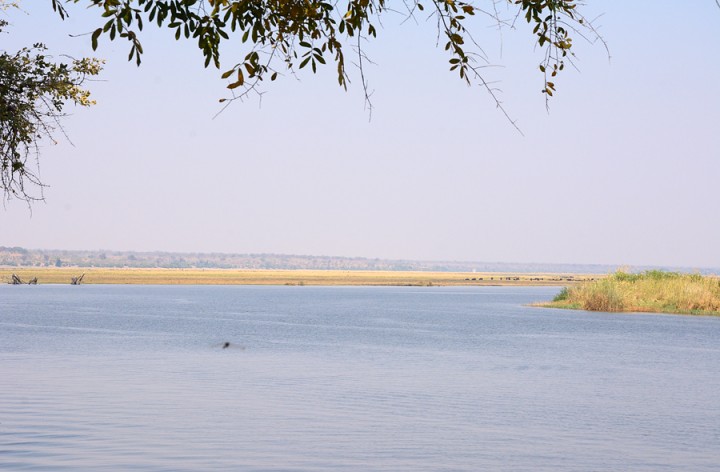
[
  {"xmin": 3, "ymin": 2, "xmax": 719, "ymax": 268},
  {"xmin": 3, "ymin": 246, "xmax": 718, "ymax": 273}
]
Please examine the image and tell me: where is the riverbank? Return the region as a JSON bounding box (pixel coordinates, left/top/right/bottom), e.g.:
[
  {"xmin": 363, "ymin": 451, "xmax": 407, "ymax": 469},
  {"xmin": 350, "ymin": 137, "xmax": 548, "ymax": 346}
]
[
  {"xmin": 1, "ymin": 267, "xmax": 596, "ymax": 286},
  {"xmin": 538, "ymin": 270, "xmax": 720, "ymax": 316}
]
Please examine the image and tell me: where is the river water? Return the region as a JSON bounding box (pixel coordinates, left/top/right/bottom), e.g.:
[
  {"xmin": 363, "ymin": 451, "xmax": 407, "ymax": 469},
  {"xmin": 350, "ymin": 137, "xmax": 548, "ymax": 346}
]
[{"xmin": 1, "ymin": 285, "xmax": 719, "ymax": 471}]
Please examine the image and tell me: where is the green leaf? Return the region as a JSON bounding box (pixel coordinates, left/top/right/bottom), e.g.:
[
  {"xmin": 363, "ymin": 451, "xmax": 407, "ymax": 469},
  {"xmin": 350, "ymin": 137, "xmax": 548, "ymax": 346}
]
[{"xmin": 91, "ymin": 28, "xmax": 102, "ymax": 50}]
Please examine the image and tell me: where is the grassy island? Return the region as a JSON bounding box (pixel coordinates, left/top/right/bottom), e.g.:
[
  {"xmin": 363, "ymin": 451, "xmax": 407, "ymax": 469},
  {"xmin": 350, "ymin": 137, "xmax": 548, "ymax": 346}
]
[{"xmin": 539, "ymin": 270, "xmax": 720, "ymax": 316}]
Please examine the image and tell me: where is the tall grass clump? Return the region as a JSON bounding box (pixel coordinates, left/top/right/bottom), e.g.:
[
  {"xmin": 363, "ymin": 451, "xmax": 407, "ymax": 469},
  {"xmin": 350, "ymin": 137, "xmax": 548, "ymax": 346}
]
[
  {"xmin": 567, "ymin": 277, "xmax": 625, "ymax": 312},
  {"xmin": 541, "ymin": 270, "xmax": 720, "ymax": 316}
]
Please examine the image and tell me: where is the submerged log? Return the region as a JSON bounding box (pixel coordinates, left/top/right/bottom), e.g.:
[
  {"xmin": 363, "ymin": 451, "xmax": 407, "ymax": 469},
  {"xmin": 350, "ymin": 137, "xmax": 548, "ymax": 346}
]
[
  {"xmin": 28, "ymin": 277, "xmax": 38, "ymax": 285},
  {"xmin": 70, "ymin": 273, "xmax": 85, "ymax": 285},
  {"xmin": 10, "ymin": 274, "xmax": 23, "ymax": 285}
]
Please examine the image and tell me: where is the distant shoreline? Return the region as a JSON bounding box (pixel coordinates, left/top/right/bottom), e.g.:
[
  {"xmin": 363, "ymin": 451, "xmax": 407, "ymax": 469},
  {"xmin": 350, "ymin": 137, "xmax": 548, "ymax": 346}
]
[{"xmin": 1, "ymin": 267, "xmax": 597, "ymax": 287}]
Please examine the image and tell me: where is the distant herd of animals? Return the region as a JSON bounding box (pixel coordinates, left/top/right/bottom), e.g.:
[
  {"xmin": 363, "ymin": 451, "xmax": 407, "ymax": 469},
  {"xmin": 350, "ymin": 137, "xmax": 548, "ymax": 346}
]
[{"xmin": 463, "ymin": 276, "xmax": 595, "ymax": 282}]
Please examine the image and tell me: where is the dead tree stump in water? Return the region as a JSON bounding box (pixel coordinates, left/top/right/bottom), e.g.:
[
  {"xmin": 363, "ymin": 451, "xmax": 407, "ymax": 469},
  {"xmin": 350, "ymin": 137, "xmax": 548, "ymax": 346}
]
[
  {"xmin": 70, "ymin": 273, "xmax": 85, "ymax": 285},
  {"xmin": 28, "ymin": 277, "xmax": 38, "ymax": 285},
  {"xmin": 10, "ymin": 274, "xmax": 23, "ymax": 285}
]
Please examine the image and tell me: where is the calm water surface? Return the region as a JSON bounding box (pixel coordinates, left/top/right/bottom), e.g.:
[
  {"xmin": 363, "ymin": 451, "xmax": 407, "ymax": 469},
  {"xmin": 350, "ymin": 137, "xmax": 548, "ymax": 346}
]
[{"xmin": 1, "ymin": 285, "xmax": 719, "ymax": 471}]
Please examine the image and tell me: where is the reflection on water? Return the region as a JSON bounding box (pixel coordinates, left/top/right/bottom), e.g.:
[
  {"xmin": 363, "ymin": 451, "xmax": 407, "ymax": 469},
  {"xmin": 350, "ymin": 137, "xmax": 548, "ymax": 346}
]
[{"xmin": 1, "ymin": 285, "xmax": 719, "ymax": 471}]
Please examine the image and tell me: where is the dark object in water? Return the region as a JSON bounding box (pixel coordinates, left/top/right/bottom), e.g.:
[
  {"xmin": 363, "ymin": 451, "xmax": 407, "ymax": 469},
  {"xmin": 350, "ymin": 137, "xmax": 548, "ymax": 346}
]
[
  {"xmin": 10, "ymin": 274, "xmax": 38, "ymax": 285},
  {"xmin": 71, "ymin": 273, "xmax": 85, "ymax": 285},
  {"xmin": 222, "ymin": 342, "xmax": 230, "ymax": 349}
]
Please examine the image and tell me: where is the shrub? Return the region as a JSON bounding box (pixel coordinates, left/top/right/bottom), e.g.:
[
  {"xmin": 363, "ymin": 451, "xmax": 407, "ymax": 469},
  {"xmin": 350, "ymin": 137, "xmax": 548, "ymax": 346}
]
[
  {"xmin": 612, "ymin": 271, "xmax": 640, "ymax": 283},
  {"xmin": 644, "ymin": 270, "xmax": 680, "ymax": 280},
  {"xmin": 553, "ymin": 287, "xmax": 570, "ymax": 302}
]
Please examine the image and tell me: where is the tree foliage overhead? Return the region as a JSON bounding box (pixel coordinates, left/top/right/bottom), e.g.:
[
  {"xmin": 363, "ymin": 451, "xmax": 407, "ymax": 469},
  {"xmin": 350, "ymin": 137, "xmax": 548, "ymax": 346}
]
[
  {"xmin": 54, "ymin": 0, "xmax": 595, "ymax": 108},
  {"xmin": 2, "ymin": 0, "xmax": 597, "ymax": 202},
  {"xmin": 1, "ymin": 6, "xmax": 102, "ymax": 202}
]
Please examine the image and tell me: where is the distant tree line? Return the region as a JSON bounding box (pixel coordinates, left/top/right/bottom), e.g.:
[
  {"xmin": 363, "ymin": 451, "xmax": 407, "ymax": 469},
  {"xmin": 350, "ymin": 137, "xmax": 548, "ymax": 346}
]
[{"xmin": 2, "ymin": 247, "xmax": 716, "ymax": 275}]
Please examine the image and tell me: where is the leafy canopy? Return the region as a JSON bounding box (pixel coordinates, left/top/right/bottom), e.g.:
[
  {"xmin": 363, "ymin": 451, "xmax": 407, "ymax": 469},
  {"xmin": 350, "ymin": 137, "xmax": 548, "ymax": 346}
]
[
  {"xmin": 53, "ymin": 0, "xmax": 594, "ymax": 108},
  {"xmin": 0, "ymin": 9, "xmax": 102, "ymax": 202},
  {"xmin": 2, "ymin": 0, "xmax": 595, "ymax": 202}
]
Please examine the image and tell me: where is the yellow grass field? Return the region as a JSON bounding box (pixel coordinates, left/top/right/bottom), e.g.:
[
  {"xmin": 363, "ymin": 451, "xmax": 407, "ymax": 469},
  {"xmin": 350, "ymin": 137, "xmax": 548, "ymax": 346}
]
[{"xmin": 0, "ymin": 267, "xmax": 596, "ymax": 286}]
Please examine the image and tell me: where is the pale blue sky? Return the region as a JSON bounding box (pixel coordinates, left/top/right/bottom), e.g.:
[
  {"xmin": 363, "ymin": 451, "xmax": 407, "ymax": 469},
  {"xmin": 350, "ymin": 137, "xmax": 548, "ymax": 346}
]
[{"xmin": 2, "ymin": 1, "xmax": 719, "ymax": 268}]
